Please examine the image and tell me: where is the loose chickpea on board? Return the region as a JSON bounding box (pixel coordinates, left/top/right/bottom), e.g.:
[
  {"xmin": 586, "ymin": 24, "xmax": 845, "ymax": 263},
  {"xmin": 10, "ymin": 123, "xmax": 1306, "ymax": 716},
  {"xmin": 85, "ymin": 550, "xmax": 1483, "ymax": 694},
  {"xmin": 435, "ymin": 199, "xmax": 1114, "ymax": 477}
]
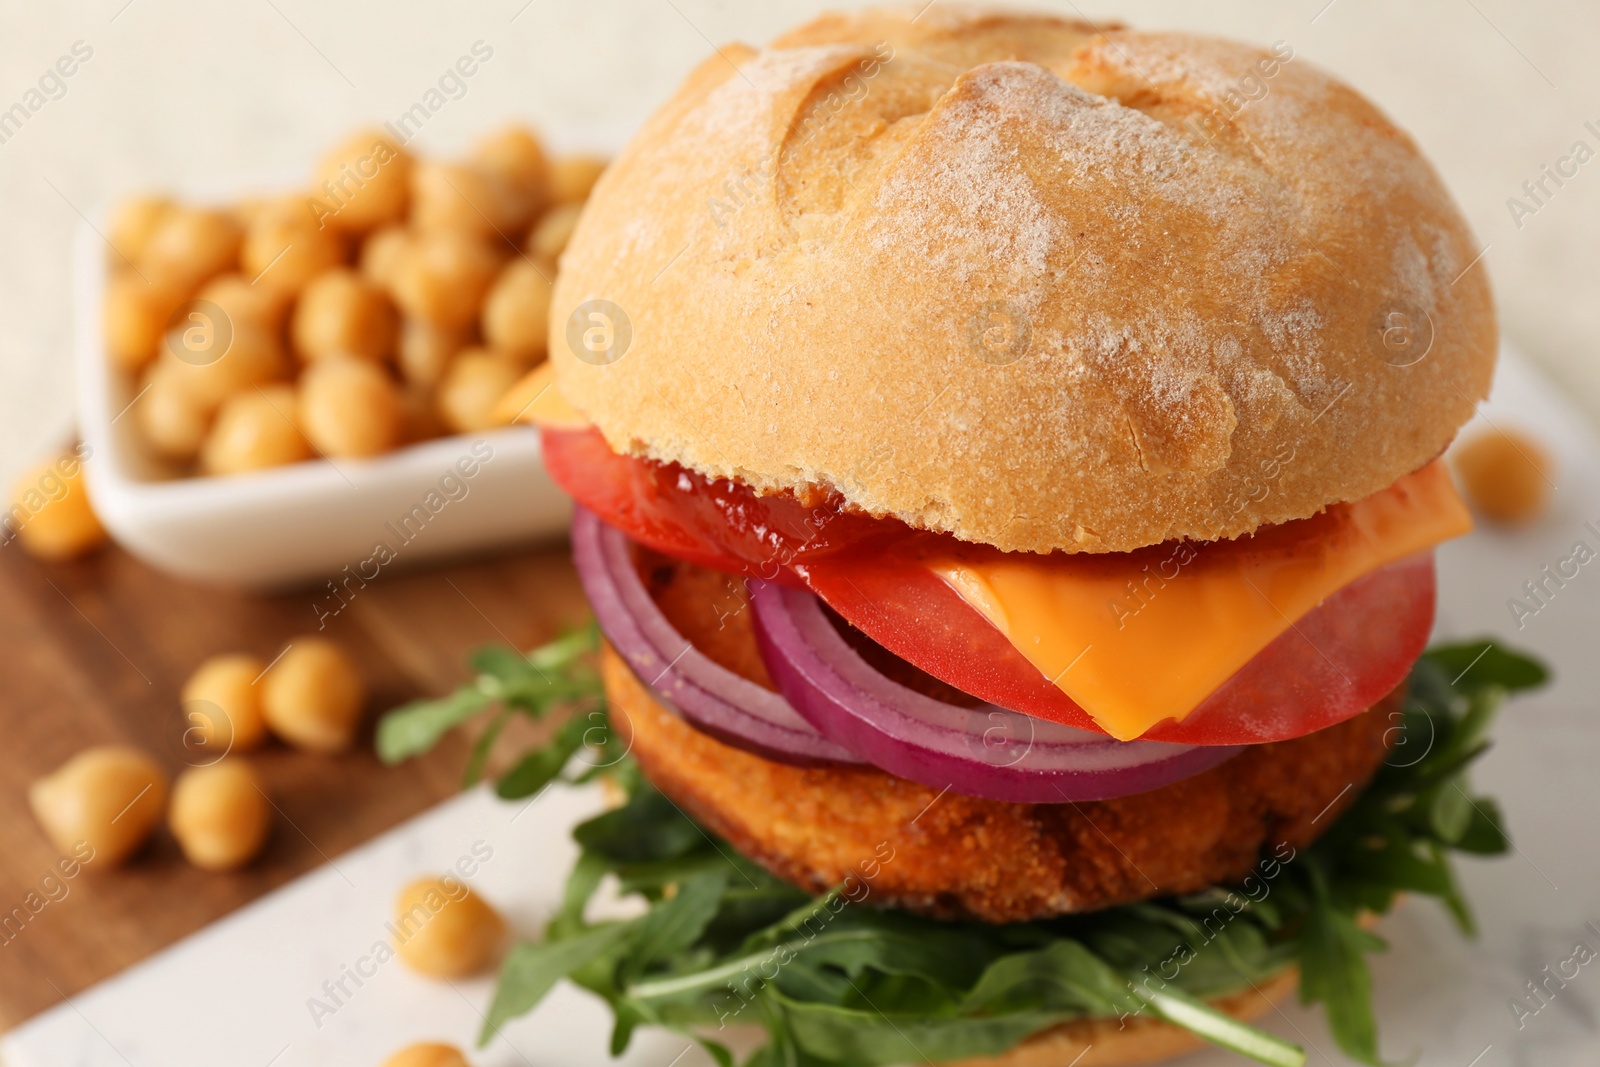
[
  {"xmin": 380, "ymin": 1043, "xmax": 471, "ymax": 1067},
  {"xmin": 1453, "ymin": 427, "xmax": 1554, "ymax": 525},
  {"xmin": 29, "ymin": 746, "xmax": 169, "ymax": 868},
  {"xmin": 8, "ymin": 452, "xmax": 108, "ymax": 561},
  {"xmin": 261, "ymin": 637, "xmax": 366, "ymax": 753},
  {"xmin": 169, "ymin": 761, "xmax": 272, "ymax": 871},
  {"xmin": 181, "ymin": 653, "xmax": 270, "ymax": 753},
  {"xmin": 393, "ymin": 877, "xmax": 506, "ymax": 978}
]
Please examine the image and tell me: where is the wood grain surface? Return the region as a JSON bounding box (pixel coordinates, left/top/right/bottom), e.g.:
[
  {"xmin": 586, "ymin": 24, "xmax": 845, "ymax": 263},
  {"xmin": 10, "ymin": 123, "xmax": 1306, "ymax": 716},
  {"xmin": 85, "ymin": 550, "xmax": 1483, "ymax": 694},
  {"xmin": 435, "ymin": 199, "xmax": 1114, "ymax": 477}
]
[{"xmin": 0, "ymin": 536, "xmax": 588, "ymax": 1031}]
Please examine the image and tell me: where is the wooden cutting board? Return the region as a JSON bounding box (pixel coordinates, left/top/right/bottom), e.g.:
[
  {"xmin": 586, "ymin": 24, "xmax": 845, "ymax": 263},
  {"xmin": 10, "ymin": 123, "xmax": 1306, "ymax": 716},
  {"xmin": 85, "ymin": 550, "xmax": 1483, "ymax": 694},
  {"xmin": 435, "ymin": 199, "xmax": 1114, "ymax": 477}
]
[{"xmin": 0, "ymin": 535, "xmax": 588, "ymax": 1031}]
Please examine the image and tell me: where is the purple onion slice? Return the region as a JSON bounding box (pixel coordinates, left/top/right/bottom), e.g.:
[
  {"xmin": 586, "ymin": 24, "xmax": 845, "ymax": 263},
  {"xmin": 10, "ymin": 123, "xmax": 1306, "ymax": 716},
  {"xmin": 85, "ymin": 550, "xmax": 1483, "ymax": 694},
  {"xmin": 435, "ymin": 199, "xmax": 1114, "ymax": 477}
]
[
  {"xmin": 571, "ymin": 506, "xmax": 864, "ymax": 767},
  {"xmin": 747, "ymin": 578, "xmax": 1245, "ymax": 803}
]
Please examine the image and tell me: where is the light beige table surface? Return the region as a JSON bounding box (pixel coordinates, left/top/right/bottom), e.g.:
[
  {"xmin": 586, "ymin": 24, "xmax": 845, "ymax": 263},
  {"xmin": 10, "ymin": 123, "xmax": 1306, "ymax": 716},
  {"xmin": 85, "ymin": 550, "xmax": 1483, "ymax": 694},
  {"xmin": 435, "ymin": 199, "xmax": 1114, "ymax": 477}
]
[{"xmin": 2, "ymin": 0, "xmax": 1596, "ymax": 479}]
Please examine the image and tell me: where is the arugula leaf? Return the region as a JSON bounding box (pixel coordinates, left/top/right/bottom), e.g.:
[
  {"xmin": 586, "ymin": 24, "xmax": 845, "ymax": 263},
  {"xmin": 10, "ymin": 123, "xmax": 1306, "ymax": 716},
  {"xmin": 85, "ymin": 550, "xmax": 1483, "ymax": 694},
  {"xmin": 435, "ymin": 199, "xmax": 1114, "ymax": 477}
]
[
  {"xmin": 495, "ymin": 714, "xmax": 590, "ymax": 799},
  {"xmin": 621, "ymin": 872, "xmax": 729, "ymax": 986},
  {"xmin": 1294, "ymin": 862, "xmax": 1388, "ymax": 1065},
  {"xmin": 481, "ymin": 923, "xmax": 633, "ymax": 1042},
  {"xmin": 1134, "ymin": 982, "xmax": 1304, "ymax": 1067},
  {"xmin": 377, "ymin": 687, "xmax": 492, "ymax": 764},
  {"xmin": 574, "ymin": 785, "xmax": 706, "ymax": 864},
  {"xmin": 1424, "ymin": 639, "xmax": 1548, "ymax": 691},
  {"xmin": 961, "ymin": 939, "xmax": 1132, "ymax": 1017}
]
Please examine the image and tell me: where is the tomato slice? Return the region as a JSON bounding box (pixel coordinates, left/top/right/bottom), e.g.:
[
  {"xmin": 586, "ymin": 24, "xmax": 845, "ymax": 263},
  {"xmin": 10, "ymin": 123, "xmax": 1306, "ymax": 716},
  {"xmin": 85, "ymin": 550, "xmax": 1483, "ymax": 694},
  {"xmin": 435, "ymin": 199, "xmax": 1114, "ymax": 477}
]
[
  {"xmin": 542, "ymin": 426, "xmax": 887, "ymax": 584},
  {"xmin": 542, "ymin": 427, "xmax": 1435, "ymax": 744}
]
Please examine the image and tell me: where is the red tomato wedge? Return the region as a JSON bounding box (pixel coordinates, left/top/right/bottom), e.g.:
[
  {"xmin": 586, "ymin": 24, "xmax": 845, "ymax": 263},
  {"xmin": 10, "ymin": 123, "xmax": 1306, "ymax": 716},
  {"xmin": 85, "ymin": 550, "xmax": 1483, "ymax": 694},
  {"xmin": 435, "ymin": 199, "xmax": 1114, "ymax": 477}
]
[{"xmin": 541, "ymin": 427, "xmax": 1436, "ymax": 745}]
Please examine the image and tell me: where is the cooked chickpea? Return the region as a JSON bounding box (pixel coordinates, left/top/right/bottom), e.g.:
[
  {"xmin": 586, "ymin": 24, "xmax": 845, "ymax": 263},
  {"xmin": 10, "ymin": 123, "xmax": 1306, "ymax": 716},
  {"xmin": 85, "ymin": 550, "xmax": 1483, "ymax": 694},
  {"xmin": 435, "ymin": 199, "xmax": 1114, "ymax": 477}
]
[
  {"xmin": 527, "ymin": 203, "xmax": 581, "ymax": 263},
  {"xmin": 105, "ymin": 273, "xmax": 182, "ymax": 372},
  {"xmin": 1454, "ymin": 427, "xmax": 1553, "ymax": 525},
  {"xmin": 410, "ymin": 161, "xmax": 514, "ymax": 238},
  {"xmin": 393, "ymin": 877, "xmax": 506, "ymax": 978},
  {"xmin": 159, "ymin": 321, "xmax": 288, "ymax": 415},
  {"xmin": 169, "ymin": 761, "xmax": 271, "ymax": 871},
  {"xmin": 292, "ymin": 268, "xmax": 398, "ymax": 362},
  {"xmin": 137, "ymin": 208, "xmax": 242, "ymax": 294},
  {"xmin": 473, "ymin": 126, "xmax": 549, "ymax": 229},
  {"xmin": 261, "ymin": 637, "xmax": 365, "ymax": 753},
  {"xmin": 108, "ymin": 195, "xmax": 174, "ymax": 266},
  {"xmin": 391, "ymin": 230, "xmax": 501, "ymax": 330},
  {"xmin": 314, "ymin": 130, "xmax": 412, "ymax": 233},
  {"xmin": 196, "ymin": 273, "xmax": 290, "ymax": 333},
  {"xmin": 397, "ymin": 318, "xmax": 467, "ymax": 389},
  {"xmin": 437, "ymin": 350, "xmax": 524, "ymax": 433},
  {"xmin": 241, "ymin": 200, "xmax": 345, "ymax": 298},
  {"xmin": 298, "ymin": 358, "xmax": 403, "ymax": 458},
  {"xmin": 548, "ymin": 154, "xmax": 607, "ymax": 204},
  {"xmin": 202, "ymin": 385, "xmax": 312, "ymax": 475},
  {"xmin": 380, "ymin": 1043, "xmax": 471, "ymax": 1067},
  {"xmin": 398, "ymin": 384, "xmax": 448, "ymax": 443},
  {"xmin": 29, "ymin": 746, "xmax": 169, "ymax": 868},
  {"xmin": 481, "ymin": 260, "xmax": 552, "ymax": 360},
  {"xmin": 9, "ymin": 454, "xmax": 107, "ymax": 562},
  {"xmin": 137, "ymin": 363, "xmax": 212, "ymax": 461},
  {"xmin": 180, "ymin": 653, "xmax": 269, "ymax": 753},
  {"xmin": 360, "ymin": 226, "xmax": 412, "ymax": 292}
]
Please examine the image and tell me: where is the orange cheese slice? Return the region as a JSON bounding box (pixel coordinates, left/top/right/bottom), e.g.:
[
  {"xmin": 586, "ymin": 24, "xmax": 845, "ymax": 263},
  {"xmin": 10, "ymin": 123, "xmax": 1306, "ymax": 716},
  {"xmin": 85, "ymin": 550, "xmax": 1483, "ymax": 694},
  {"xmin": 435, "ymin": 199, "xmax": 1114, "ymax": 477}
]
[
  {"xmin": 493, "ymin": 361, "xmax": 591, "ymax": 429},
  {"xmin": 930, "ymin": 462, "xmax": 1472, "ymax": 741}
]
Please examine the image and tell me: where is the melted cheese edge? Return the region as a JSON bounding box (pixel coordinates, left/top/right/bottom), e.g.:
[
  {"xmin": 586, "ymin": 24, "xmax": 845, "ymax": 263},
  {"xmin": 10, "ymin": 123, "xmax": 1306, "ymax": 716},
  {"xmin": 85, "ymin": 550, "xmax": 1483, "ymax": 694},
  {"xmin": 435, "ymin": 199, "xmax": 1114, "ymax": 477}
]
[{"xmin": 931, "ymin": 462, "xmax": 1472, "ymax": 741}]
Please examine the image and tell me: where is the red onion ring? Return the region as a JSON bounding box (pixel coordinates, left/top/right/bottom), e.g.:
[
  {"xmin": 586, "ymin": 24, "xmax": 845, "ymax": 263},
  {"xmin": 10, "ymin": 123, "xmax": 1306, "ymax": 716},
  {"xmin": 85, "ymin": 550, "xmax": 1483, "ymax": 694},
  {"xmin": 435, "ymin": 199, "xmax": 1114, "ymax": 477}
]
[
  {"xmin": 571, "ymin": 507, "xmax": 864, "ymax": 767},
  {"xmin": 747, "ymin": 579, "xmax": 1245, "ymax": 802}
]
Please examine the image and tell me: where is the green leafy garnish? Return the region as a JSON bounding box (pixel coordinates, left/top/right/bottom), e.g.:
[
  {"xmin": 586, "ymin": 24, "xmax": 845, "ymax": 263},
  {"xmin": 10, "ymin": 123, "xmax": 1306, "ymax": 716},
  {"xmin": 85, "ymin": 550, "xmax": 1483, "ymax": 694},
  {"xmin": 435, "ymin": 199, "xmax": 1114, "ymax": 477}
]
[{"xmin": 379, "ymin": 634, "xmax": 1546, "ymax": 1066}]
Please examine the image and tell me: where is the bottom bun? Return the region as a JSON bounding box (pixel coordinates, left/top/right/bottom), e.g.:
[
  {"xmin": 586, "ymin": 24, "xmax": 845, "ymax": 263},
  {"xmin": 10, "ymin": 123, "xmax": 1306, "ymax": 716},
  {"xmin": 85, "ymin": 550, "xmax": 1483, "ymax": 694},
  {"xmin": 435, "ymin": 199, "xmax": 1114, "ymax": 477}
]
[{"xmin": 948, "ymin": 968, "xmax": 1300, "ymax": 1067}]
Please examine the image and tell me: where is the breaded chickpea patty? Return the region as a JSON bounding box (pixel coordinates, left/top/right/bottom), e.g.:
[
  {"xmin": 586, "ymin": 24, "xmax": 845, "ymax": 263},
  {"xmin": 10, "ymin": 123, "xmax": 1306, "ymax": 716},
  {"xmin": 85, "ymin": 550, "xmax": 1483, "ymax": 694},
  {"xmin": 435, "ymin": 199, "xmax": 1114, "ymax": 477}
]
[{"xmin": 609, "ymin": 558, "xmax": 1397, "ymax": 923}]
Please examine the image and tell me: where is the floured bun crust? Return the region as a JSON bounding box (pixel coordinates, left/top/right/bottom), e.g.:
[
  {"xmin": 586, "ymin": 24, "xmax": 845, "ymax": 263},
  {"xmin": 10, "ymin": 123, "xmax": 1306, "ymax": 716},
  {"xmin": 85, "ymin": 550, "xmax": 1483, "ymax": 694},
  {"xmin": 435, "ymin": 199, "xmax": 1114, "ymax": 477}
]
[{"xmin": 550, "ymin": 4, "xmax": 1496, "ymax": 553}]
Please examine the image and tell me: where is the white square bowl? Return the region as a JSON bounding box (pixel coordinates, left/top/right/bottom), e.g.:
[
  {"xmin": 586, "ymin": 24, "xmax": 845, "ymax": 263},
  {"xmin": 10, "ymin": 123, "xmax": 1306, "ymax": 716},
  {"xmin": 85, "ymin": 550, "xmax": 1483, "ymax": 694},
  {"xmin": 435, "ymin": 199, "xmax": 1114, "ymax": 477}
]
[{"xmin": 73, "ymin": 207, "xmax": 571, "ymax": 589}]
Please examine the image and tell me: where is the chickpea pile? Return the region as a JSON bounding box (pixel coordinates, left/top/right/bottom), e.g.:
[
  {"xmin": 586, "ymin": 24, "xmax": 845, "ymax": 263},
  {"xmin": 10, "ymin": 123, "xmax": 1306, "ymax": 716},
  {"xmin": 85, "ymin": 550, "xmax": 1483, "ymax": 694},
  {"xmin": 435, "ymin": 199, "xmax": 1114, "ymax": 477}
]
[
  {"xmin": 27, "ymin": 635, "xmax": 366, "ymax": 873},
  {"xmin": 106, "ymin": 128, "xmax": 606, "ymax": 476}
]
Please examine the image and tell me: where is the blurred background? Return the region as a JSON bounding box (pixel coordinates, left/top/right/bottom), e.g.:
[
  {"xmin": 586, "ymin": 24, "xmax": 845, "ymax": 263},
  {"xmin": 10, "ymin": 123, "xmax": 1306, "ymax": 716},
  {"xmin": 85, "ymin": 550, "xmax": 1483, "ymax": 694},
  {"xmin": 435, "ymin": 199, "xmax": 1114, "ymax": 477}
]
[{"xmin": 1, "ymin": 0, "xmax": 1598, "ymax": 477}]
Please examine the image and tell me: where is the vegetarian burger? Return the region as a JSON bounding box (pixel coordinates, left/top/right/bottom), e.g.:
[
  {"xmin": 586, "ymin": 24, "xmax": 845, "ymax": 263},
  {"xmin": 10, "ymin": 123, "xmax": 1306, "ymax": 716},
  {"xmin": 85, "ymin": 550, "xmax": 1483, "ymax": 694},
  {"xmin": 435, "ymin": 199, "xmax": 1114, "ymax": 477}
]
[{"xmin": 489, "ymin": 6, "xmax": 1526, "ymax": 1065}]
